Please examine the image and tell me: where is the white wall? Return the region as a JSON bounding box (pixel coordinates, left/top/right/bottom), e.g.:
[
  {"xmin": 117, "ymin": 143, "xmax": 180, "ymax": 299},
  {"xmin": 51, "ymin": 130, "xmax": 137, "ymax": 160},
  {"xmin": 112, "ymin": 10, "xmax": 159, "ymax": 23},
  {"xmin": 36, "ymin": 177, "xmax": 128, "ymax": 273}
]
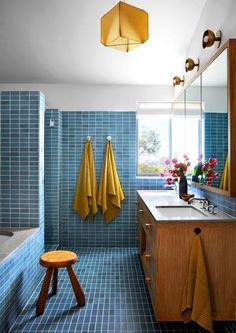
[
  {"xmin": 184, "ymin": 0, "xmax": 236, "ymax": 84},
  {"xmin": 0, "ymin": 84, "xmax": 173, "ymax": 111}
]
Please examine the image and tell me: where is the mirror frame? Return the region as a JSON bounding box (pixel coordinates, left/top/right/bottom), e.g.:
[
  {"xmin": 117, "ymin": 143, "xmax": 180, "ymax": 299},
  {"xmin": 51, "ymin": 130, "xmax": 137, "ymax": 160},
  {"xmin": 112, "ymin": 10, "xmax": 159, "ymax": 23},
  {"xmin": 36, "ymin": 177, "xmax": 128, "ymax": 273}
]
[{"xmin": 175, "ymin": 39, "xmax": 236, "ymax": 197}]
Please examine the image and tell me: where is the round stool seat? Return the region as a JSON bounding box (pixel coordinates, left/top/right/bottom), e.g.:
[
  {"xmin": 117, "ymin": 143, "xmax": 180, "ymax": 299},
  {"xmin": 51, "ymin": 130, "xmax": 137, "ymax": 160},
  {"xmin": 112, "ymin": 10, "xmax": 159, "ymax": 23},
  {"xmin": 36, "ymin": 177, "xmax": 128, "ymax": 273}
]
[{"xmin": 40, "ymin": 250, "xmax": 78, "ymax": 268}]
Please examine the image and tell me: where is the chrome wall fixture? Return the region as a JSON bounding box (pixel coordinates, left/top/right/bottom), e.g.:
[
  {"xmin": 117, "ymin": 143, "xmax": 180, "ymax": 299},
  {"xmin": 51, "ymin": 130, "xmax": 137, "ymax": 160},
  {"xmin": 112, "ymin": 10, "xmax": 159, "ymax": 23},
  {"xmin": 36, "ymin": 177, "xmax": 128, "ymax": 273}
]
[
  {"xmin": 202, "ymin": 29, "xmax": 222, "ymax": 49},
  {"xmin": 185, "ymin": 58, "xmax": 200, "ymax": 72}
]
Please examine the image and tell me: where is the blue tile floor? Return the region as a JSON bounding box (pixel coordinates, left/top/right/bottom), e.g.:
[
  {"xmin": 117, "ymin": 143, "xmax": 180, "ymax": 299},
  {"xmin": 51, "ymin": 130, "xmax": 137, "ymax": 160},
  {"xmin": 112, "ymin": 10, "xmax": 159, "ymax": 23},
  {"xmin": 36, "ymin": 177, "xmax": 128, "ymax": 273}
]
[{"xmin": 9, "ymin": 248, "xmax": 235, "ymax": 333}]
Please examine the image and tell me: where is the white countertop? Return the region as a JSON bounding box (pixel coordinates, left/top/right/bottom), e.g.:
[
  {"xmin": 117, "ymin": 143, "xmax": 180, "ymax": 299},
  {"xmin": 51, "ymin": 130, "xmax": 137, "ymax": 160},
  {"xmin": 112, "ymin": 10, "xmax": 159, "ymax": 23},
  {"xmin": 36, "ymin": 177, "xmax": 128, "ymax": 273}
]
[{"xmin": 137, "ymin": 190, "xmax": 235, "ymax": 222}]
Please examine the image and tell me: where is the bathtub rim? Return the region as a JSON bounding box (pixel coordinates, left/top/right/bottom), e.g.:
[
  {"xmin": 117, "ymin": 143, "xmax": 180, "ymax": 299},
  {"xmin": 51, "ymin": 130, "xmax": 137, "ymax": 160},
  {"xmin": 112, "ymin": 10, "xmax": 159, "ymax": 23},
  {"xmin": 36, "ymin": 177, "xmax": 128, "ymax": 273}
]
[{"xmin": 0, "ymin": 227, "xmax": 39, "ymax": 266}]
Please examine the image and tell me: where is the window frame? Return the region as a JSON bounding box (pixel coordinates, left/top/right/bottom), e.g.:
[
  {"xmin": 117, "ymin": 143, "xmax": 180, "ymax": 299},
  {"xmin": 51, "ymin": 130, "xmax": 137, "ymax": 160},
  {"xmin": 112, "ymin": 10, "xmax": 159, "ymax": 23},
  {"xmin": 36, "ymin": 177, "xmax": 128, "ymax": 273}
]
[{"xmin": 136, "ymin": 114, "xmax": 202, "ymax": 177}]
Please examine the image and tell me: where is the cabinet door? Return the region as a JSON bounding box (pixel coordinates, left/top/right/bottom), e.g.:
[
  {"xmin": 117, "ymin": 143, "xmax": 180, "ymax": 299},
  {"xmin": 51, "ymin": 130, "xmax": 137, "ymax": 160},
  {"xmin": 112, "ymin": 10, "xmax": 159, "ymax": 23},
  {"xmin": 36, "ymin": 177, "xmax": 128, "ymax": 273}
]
[{"xmin": 156, "ymin": 223, "xmax": 236, "ymax": 321}]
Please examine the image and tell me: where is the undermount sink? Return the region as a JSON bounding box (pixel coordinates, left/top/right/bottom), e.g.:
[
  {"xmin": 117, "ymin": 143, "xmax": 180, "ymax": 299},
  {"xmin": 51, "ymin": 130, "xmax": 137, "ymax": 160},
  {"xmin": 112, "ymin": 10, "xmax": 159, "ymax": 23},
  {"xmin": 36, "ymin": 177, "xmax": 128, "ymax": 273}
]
[{"xmin": 155, "ymin": 205, "xmax": 207, "ymax": 219}]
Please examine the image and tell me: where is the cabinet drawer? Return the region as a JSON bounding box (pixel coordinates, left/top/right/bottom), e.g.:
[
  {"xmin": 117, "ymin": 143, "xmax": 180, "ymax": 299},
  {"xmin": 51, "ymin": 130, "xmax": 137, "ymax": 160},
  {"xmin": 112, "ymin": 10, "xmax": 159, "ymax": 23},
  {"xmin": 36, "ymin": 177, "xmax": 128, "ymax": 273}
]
[
  {"xmin": 142, "ymin": 214, "xmax": 157, "ymax": 243},
  {"xmin": 145, "ymin": 272, "xmax": 157, "ymax": 311},
  {"xmin": 145, "ymin": 236, "xmax": 157, "ymax": 281}
]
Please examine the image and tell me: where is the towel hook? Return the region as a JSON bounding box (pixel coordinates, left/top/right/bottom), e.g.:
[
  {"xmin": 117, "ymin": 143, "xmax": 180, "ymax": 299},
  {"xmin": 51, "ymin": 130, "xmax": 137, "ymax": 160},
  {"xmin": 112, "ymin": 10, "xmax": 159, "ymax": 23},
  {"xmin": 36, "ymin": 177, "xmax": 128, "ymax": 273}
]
[
  {"xmin": 194, "ymin": 227, "xmax": 201, "ymax": 235},
  {"xmin": 107, "ymin": 136, "xmax": 112, "ymax": 141},
  {"xmin": 87, "ymin": 136, "xmax": 91, "ymax": 141}
]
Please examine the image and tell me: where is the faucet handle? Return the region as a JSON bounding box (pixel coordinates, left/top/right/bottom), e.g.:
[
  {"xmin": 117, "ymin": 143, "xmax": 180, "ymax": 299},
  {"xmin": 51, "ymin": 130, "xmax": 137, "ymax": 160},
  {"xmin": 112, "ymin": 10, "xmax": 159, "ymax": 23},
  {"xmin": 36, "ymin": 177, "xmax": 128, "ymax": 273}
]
[
  {"xmin": 208, "ymin": 204, "xmax": 217, "ymax": 214},
  {"xmin": 203, "ymin": 198, "xmax": 210, "ymax": 210}
]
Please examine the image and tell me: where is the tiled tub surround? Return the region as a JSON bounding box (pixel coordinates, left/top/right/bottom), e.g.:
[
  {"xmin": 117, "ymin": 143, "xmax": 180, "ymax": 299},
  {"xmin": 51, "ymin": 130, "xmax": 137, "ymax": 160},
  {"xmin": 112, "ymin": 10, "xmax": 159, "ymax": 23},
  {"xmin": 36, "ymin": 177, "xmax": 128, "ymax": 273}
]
[
  {"xmin": 45, "ymin": 111, "xmax": 137, "ymax": 247},
  {"xmin": 0, "ymin": 91, "xmax": 45, "ymax": 228},
  {"xmin": 0, "ymin": 229, "xmax": 44, "ymax": 333},
  {"xmin": 0, "ymin": 91, "xmax": 45, "ymax": 332},
  {"xmin": 0, "ymin": 228, "xmax": 37, "ymax": 262}
]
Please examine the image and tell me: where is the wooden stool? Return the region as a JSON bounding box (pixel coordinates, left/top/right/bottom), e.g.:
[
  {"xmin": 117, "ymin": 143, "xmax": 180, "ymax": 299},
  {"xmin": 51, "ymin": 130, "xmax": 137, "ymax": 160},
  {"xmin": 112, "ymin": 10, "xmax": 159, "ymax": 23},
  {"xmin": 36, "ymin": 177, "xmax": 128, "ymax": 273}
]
[{"xmin": 36, "ymin": 250, "xmax": 85, "ymax": 316}]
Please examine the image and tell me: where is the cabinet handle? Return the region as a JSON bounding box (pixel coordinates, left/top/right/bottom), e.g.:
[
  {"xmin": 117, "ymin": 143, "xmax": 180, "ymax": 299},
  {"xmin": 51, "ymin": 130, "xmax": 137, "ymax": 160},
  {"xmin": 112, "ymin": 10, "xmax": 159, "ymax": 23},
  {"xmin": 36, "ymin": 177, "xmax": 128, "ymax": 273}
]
[
  {"xmin": 145, "ymin": 223, "xmax": 152, "ymax": 230},
  {"xmin": 145, "ymin": 277, "xmax": 151, "ymax": 284},
  {"xmin": 139, "ymin": 209, "xmax": 144, "ymax": 212},
  {"xmin": 145, "ymin": 254, "xmax": 151, "ymax": 261}
]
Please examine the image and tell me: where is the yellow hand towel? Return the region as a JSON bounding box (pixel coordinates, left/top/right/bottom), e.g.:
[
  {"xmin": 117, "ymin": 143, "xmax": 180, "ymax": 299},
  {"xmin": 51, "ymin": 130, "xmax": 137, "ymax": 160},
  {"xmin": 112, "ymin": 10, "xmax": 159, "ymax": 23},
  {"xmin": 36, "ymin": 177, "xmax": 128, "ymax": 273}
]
[
  {"xmin": 219, "ymin": 157, "xmax": 228, "ymax": 190},
  {"xmin": 181, "ymin": 235, "xmax": 213, "ymax": 333},
  {"xmin": 73, "ymin": 139, "xmax": 98, "ymax": 221},
  {"xmin": 97, "ymin": 141, "xmax": 125, "ymax": 223}
]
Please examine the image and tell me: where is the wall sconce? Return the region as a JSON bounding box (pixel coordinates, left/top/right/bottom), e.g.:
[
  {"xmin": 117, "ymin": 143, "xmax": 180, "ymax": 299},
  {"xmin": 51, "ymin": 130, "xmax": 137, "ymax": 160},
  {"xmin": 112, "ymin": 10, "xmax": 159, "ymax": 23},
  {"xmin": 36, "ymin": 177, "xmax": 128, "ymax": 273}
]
[
  {"xmin": 202, "ymin": 30, "xmax": 222, "ymax": 49},
  {"xmin": 173, "ymin": 76, "xmax": 185, "ymax": 87},
  {"xmin": 185, "ymin": 58, "xmax": 199, "ymax": 72}
]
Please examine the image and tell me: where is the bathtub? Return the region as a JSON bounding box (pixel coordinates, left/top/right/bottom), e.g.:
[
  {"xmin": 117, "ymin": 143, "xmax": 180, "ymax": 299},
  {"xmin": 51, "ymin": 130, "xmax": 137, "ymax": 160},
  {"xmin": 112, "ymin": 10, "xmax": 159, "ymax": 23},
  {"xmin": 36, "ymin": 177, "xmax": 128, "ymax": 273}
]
[{"xmin": 0, "ymin": 228, "xmax": 38, "ymax": 263}]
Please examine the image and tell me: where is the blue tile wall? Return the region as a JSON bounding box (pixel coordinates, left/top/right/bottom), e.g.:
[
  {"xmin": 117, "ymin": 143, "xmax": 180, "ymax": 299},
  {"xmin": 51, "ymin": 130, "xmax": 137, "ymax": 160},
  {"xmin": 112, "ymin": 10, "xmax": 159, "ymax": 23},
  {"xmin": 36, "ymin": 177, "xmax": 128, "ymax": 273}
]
[
  {"xmin": 44, "ymin": 111, "xmax": 195, "ymax": 247},
  {"xmin": 0, "ymin": 91, "xmax": 45, "ymax": 228},
  {"xmin": 136, "ymin": 177, "xmax": 164, "ymax": 190},
  {"xmin": 204, "ymin": 112, "xmax": 228, "ymax": 187},
  {"xmin": 190, "ymin": 184, "xmax": 236, "ymax": 217},
  {"xmin": 44, "ymin": 110, "xmax": 236, "ymax": 248},
  {"xmin": 0, "ymin": 230, "xmax": 44, "ymax": 333},
  {"xmin": 44, "ymin": 110, "xmax": 62, "ymax": 244},
  {"xmin": 60, "ymin": 111, "xmax": 136, "ymax": 247}
]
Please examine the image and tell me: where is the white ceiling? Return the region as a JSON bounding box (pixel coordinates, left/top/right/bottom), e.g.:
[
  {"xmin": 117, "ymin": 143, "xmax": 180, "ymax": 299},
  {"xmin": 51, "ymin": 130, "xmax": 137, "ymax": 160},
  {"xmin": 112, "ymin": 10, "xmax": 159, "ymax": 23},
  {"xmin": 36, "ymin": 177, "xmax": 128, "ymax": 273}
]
[{"xmin": 0, "ymin": 0, "xmax": 207, "ymax": 85}]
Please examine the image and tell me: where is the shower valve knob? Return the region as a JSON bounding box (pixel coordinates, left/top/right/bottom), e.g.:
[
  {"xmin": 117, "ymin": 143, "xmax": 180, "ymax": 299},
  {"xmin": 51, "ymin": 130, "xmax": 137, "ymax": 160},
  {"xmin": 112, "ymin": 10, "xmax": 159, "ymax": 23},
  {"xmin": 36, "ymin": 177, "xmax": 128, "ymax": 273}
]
[{"xmin": 145, "ymin": 277, "xmax": 151, "ymax": 284}]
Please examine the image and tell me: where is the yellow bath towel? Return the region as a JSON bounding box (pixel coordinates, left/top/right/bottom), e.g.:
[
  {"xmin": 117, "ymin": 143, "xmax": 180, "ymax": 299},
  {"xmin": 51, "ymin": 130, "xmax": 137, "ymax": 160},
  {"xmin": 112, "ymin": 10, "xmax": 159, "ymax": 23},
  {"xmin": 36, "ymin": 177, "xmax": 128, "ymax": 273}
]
[
  {"xmin": 219, "ymin": 157, "xmax": 228, "ymax": 191},
  {"xmin": 73, "ymin": 139, "xmax": 98, "ymax": 221},
  {"xmin": 181, "ymin": 235, "xmax": 213, "ymax": 333},
  {"xmin": 97, "ymin": 141, "xmax": 125, "ymax": 223}
]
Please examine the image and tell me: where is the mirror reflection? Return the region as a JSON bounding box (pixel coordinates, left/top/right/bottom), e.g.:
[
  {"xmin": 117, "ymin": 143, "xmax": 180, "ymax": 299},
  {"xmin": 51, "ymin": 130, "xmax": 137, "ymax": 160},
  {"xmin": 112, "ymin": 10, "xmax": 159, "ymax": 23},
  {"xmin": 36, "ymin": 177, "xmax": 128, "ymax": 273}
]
[
  {"xmin": 185, "ymin": 76, "xmax": 202, "ymax": 170},
  {"xmin": 201, "ymin": 49, "xmax": 228, "ymax": 189}
]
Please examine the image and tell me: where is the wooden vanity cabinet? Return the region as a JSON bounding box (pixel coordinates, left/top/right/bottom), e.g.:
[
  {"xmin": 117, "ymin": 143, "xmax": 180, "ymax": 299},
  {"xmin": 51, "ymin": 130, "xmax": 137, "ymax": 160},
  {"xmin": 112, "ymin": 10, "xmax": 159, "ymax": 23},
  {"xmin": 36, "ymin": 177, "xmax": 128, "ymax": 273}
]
[{"xmin": 137, "ymin": 193, "xmax": 236, "ymax": 322}]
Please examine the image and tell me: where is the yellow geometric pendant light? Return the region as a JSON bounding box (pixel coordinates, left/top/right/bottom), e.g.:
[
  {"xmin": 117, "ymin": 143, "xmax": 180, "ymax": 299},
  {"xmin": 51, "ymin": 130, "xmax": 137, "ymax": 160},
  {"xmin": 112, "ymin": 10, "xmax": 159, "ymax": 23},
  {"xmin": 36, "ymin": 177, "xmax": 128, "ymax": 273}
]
[{"xmin": 100, "ymin": 1, "xmax": 149, "ymax": 52}]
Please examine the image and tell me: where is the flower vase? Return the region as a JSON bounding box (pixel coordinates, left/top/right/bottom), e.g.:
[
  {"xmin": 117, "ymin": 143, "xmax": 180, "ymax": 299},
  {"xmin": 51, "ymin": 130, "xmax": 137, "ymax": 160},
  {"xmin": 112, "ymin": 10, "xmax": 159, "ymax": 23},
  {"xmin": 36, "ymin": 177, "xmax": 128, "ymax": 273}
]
[{"xmin": 179, "ymin": 175, "xmax": 188, "ymax": 199}]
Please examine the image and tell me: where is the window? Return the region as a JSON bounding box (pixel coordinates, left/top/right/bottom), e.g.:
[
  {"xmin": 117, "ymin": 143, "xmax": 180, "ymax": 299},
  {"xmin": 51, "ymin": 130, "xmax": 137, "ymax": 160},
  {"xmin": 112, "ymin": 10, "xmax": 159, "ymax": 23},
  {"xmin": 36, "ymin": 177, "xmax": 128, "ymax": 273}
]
[{"xmin": 137, "ymin": 112, "xmax": 201, "ymax": 176}]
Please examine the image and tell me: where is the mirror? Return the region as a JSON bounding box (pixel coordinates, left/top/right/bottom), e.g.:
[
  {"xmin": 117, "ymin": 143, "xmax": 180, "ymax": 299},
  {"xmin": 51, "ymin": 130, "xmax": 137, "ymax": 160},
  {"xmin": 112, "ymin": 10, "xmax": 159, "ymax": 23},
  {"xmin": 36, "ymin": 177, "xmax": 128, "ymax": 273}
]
[
  {"xmin": 202, "ymin": 49, "xmax": 228, "ymax": 190},
  {"xmin": 185, "ymin": 75, "xmax": 202, "ymax": 171},
  {"xmin": 175, "ymin": 39, "xmax": 236, "ymax": 196}
]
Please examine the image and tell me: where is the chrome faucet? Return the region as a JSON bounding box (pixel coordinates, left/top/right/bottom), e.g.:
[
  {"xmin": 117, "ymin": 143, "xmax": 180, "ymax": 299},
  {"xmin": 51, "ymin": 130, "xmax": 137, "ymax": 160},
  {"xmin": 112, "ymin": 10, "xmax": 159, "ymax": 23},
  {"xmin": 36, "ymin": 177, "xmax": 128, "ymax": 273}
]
[{"xmin": 188, "ymin": 197, "xmax": 210, "ymax": 209}]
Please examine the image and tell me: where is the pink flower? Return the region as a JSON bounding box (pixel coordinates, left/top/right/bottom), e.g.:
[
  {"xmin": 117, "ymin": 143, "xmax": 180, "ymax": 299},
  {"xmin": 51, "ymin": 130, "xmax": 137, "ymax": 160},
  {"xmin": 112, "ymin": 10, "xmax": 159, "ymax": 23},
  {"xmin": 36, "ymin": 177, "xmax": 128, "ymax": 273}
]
[
  {"xmin": 166, "ymin": 177, "xmax": 173, "ymax": 185},
  {"xmin": 215, "ymin": 172, "xmax": 220, "ymax": 178},
  {"xmin": 160, "ymin": 172, "xmax": 165, "ymax": 177},
  {"xmin": 207, "ymin": 170, "xmax": 214, "ymax": 177},
  {"xmin": 175, "ymin": 163, "xmax": 181, "ymax": 168},
  {"xmin": 202, "ymin": 162, "xmax": 209, "ymax": 171},
  {"xmin": 209, "ymin": 158, "xmax": 217, "ymax": 166},
  {"xmin": 164, "ymin": 155, "xmax": 191, "ymax": 180}
]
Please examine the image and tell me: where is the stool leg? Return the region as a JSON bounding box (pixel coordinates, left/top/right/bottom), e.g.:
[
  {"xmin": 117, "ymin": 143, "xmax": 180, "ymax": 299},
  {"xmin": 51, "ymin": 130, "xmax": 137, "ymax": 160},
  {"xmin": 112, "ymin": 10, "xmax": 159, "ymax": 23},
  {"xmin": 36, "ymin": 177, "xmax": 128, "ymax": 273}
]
[
  {"xmin": 67, "ymin": 266, "xmax": 85, "ymax": 306},
  {"xmin": 51, "ymin": 268, "xmax": 58, "ymax": 295},
  {"xmin": 36, "ymin": 267, "xmax": 53, "ymax": 316}
]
